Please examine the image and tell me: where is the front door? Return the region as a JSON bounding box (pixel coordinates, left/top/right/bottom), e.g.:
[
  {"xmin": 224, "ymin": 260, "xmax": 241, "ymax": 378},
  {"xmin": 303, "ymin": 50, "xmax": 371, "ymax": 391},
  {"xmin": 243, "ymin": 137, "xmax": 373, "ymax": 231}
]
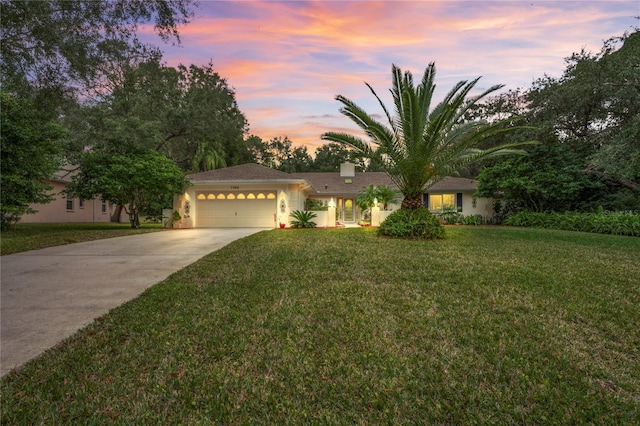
[{"xmin": 338, "ymin": 198, "xmax": 355, "ymax": 223}]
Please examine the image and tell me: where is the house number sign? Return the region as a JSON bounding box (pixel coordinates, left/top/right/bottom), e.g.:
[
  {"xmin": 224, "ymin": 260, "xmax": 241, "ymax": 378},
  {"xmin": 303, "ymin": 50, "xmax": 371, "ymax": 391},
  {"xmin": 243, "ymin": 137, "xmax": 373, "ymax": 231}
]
[{"xmin": 230, "ymin": 186, "xmax": 240, "ymax": 189}]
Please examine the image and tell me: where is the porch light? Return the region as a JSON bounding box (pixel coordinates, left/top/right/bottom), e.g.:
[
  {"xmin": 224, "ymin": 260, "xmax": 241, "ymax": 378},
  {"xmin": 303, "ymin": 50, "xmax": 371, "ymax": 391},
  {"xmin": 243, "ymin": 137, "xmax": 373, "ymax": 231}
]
[{"xmin": 373, "ymin": 197, "xmax": 379, "ymax": 207}]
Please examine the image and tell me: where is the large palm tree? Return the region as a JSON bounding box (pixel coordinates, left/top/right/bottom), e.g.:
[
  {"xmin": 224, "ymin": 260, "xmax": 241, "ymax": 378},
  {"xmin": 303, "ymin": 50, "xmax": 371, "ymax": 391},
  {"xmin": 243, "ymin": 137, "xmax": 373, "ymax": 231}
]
[{"xmin": 322, "ymin": 63, "xmax": 535, "ymax": 209}]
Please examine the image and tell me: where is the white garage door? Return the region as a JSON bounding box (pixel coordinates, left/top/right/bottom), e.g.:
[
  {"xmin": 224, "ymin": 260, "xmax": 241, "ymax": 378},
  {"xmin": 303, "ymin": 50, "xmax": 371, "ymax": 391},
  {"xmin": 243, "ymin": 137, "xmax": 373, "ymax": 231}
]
[{"xmin": 196, "ymin": 192, "xmax": 277, "ymax": 228}]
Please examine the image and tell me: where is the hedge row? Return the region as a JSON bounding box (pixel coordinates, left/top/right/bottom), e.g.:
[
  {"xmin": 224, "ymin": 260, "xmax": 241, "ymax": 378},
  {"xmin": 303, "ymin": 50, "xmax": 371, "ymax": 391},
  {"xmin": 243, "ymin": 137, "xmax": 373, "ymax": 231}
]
[{"xmin": 505, "ymin": 210, "xmax": 640, "ymax": 237}]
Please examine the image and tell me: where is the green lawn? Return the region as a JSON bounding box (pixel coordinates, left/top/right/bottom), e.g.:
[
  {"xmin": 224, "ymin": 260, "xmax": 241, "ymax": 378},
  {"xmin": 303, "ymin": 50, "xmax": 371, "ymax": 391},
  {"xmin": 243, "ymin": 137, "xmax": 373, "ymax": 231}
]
[
  {"xmin": 0, "ymin": 222, "xmax": 164, "ymax": 255},
  {"xmin": 1, "ymin": 227, "xmax": 639, "ymax": 424}
]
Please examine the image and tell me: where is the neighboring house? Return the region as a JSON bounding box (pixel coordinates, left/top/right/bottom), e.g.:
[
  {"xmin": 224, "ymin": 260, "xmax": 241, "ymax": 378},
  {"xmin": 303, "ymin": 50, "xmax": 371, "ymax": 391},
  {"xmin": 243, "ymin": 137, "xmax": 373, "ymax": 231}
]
[
  {"xmin": 21, "ymin": 169, "xmax": 128, "ymax": 224},
  {"xmin": 174, "ymin": 163, "xmax": 495, "ymax": 228}
]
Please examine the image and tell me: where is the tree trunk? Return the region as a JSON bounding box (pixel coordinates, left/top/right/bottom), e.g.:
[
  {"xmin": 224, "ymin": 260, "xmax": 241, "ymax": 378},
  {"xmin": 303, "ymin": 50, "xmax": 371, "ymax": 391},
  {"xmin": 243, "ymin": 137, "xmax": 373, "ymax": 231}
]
[
  {"xmin": 401, "ymin": 195, "xmax": 424, "ymax": 210},
  {"xmin": 110, "ymin": 204, "xmax": 123, "ymax": 222},
  {"xmin": 129, "ymin": 210, "xmax": 140, "ymax": 228}
]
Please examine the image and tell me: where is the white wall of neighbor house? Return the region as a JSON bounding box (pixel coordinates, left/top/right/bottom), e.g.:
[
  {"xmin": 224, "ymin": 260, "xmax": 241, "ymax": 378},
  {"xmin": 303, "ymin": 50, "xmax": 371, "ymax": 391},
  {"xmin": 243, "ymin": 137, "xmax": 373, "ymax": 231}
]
[{"xmin": 22, "ymin": 180, "xmax": 127, "ymax": 223}]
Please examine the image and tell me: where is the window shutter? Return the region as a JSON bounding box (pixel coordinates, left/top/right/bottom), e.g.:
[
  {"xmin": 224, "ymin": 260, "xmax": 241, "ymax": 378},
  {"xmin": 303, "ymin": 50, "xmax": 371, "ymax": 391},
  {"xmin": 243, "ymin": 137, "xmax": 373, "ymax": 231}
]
[
  {"xmin": 424, "ymin": 193, "xmax": 429, "ymax": 208},
  {"xmin": 456, "ymin": 193, "xmax": 463, "ymax": 212}
]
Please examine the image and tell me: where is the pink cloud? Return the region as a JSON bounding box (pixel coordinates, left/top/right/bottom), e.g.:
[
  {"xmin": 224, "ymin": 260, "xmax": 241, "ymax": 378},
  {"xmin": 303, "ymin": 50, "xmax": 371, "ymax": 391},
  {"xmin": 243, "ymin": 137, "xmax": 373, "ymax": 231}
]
[{"xmin": 140, "ymin": 1, "xmax": 637, "ymax": 152}]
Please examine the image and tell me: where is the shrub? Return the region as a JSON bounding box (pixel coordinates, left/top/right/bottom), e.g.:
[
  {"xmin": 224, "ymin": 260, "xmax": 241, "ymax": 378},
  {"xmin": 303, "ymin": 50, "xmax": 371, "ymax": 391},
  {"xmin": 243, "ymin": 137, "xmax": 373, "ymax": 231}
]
[
  {"xmin": 377, "ymin": 208, "xmax": 445, "ymax": 239},
  {"xmin": 505, "ymin": 210, "xmax": 640, "ymax": 236},
  {"xmin": 290, "ymin": 210, "xmax": 317, "ymax": 228},
  {"xmin": 463, "ymin": 214, "xmax": 484, "ymax": 226},
  {"xmin": 439, "ymin": 210, "xmax": 463, "ymax": 225}
]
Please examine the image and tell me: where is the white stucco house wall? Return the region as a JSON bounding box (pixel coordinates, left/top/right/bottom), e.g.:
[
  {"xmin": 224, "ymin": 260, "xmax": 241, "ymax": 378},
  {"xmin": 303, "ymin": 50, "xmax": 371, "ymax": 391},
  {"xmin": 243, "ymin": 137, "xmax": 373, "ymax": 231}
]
[{"xmin": 174, "ymin": 163, "xmax": 495, "ymax": 228}]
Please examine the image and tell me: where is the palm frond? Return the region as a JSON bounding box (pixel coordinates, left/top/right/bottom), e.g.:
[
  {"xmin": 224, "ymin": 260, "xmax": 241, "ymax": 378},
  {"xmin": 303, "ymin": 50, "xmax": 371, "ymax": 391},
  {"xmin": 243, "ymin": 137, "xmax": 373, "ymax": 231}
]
[
  {"xmin": 365, "ymin": 82, "xmax": 394, "ymax": 131},
  {"xmin": 321, "ymin": 132, "xmax": 373, "ymax": 156},
  {"xmin": 333, "ymin": 95, "xmax": 394, "ymax": 147}
]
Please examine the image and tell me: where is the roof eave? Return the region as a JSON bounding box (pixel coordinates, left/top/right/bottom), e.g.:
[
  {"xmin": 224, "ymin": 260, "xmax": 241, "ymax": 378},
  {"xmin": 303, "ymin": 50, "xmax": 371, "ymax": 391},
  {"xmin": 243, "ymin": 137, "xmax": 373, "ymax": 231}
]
[{"xmin": 190, "ymin": 178, "xmax": 307, "ymax": 185}]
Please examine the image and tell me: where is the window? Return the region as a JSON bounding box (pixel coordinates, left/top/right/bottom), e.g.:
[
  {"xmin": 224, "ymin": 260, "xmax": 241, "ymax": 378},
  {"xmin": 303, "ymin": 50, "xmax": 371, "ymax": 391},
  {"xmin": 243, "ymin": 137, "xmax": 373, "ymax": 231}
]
[
  {"xmin": 66, "ymin": 197, "xmax": 74, "ymax": 211},
  {"xmin": 428, "ymin": 193, "xmax": 462, "ymax": 212},
  {"xmin": 101, "ymin": 201, "xmax": 107, "ymax": 214},
  {"xmin": 79, "ymin": 199, "xmax": 84, "ymax": 209}
]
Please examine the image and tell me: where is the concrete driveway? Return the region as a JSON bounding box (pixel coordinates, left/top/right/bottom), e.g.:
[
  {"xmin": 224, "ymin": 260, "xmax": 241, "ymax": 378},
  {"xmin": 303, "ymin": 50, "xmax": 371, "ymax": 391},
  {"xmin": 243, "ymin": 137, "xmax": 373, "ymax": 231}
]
[{"xmin": 0, "ymin": 228, "xmax": 267, "ymax": 377}]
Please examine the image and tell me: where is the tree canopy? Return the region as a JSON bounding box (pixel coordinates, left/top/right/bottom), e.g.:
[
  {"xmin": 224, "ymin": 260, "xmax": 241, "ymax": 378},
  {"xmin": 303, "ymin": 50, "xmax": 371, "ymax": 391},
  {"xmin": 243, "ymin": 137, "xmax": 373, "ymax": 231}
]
[
  {"xmin": 0, "ymin": 92, "xmax": 66, "ymax": 229},
  {"xmin": 476, "ymin": 29, "xmax": 640, "ymax": 214},
  {"xmin": 1, "ymin": 0, "xmax": 194, "ymax": 98},
  {"xmin": 66, "ymin": 144, "xmax": 189, "ymax": 228},
  {"xmin": 248, "ymin": 136, "xmax": 313, "ymax": 173},
  {"xmin": 0, "ymin": 0, "xmax": 199, "ymax": 225},
  {"xmin": 76, "ymin": 58, "xmax": 250, "ymax": 171}
]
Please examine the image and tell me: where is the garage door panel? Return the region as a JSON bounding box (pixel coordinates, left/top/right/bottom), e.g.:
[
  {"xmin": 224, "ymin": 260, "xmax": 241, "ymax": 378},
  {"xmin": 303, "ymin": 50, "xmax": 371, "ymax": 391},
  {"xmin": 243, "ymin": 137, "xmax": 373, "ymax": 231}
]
[{"xmin": 196, "ymin": 193, "xmax": 276, "ymax": 227}]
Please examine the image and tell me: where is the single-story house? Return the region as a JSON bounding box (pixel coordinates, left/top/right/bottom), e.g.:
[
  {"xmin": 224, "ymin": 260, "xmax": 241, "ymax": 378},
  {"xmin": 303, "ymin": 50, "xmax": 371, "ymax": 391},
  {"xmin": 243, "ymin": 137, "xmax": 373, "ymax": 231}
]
[
  {"xmin": 22, "ymin": 168, "xmax": 127, "ymax": 224},
  {"xmin": 173, "ymin": 163, "xmax": 494, "ymax": 228}
]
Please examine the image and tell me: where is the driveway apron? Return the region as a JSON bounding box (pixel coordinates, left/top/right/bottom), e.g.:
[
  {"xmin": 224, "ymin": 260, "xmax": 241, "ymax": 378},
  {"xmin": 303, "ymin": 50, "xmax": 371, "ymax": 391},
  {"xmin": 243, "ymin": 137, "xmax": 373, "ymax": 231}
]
[{"xmin": 0, "ymin": 228, "xmax": 267, "ymax": 377}]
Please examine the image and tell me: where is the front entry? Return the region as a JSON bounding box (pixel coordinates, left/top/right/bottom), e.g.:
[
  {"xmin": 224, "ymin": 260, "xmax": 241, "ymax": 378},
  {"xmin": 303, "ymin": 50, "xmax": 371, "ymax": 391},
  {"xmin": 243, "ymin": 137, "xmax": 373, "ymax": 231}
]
[{"xmin": 337, "ymin": 198, "xmax": 355, "ymax": 223}]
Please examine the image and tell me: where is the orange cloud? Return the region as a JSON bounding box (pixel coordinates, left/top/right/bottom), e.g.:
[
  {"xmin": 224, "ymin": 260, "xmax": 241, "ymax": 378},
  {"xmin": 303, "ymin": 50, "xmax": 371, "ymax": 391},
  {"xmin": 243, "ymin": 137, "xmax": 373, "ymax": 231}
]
[{"xmin": 141, "ymin": 1, "xmax": 637, "ymax": 151}]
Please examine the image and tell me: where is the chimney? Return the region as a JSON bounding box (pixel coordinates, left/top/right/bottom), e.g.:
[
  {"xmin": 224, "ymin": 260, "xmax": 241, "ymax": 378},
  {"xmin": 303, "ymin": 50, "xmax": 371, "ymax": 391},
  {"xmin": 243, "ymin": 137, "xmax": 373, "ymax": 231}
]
[{"xmin": 340, "ymin": 162, "xmax": 355, "ymax": 177}]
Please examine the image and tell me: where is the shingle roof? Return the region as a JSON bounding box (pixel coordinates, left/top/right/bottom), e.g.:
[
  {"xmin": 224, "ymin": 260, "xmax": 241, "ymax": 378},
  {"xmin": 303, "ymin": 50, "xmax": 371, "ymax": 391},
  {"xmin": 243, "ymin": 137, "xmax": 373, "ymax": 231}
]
[
  {"xmin": 293, "ymin": 173, "xmax": 478, "ymax": 194},
  {"xmin": 188, "ymin": 163, "xmax": 305, "ymax": 182},
  {"xmin": 429, "ymin": 177, "xmax": 478, "ymax": 191},
  {"xmin": 293, "ymin": 172, "xmax": 395, "ymax": 195},
  {"xmin": 188, "ymin": 163, "xmax": 478, "ymax": 192}
]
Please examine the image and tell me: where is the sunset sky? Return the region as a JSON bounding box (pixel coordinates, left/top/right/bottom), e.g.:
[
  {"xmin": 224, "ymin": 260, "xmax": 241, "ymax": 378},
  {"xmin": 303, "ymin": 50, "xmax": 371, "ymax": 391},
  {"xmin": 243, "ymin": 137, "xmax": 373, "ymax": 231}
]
[{"xmin": 147, "ymin": 0, "xmax": 638, "ymax": 152}]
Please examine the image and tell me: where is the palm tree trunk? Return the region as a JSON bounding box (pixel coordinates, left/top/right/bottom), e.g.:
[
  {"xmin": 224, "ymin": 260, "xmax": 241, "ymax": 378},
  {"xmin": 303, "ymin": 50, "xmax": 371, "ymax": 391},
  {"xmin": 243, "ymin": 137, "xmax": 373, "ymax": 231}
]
[{"xmin": 401, "ymin": 195, "xmax": 424, "ymax": 210}]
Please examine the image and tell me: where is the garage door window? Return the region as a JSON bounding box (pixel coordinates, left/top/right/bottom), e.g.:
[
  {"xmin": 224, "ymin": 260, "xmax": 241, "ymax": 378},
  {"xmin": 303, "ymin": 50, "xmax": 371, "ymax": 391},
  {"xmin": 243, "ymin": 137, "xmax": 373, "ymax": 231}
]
[{"xmin": 196, "ymin": 192, "xmax": 277, "ymax": 200}]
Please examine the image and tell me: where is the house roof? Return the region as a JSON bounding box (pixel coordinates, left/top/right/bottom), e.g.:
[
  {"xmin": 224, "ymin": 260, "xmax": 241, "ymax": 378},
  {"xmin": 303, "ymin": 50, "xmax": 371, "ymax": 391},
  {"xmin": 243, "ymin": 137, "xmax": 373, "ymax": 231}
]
[
  {"xmin": 293, "ymin": 172, "xmax": 395, "ymax": 195},
  {"xmin": 47, "ymin": 165, "xmax": 78, "ymax": 183},
  {"xmin": 188, "ymin": 163, "xmax": 478, "ymax": 193},
  {"xmin": 428, "ymin": 177, "xmax": 479, "ymax": 192},
  {"xmin": 188, "ymin": 163, "xmax": 306, "ymax": 183}
]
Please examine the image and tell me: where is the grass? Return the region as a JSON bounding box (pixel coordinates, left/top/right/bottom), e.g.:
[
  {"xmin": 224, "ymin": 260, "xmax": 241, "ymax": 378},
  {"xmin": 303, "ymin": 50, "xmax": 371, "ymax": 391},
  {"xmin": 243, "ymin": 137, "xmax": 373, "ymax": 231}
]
[
  {"xmin": 0, "ymin": 222, "xmax": 164, "ymax": 255},
  {"xmin": 1, "ymin": 227, "xmax": 639, "ymax": 423}
]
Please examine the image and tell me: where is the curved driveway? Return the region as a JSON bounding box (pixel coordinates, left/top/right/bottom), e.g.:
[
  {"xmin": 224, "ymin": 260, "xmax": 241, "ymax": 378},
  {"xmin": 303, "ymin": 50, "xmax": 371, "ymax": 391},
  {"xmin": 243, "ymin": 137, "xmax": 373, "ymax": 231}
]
[{"xmin": 0, "ymin": 228, "xmax": 267, "ymax": 377}]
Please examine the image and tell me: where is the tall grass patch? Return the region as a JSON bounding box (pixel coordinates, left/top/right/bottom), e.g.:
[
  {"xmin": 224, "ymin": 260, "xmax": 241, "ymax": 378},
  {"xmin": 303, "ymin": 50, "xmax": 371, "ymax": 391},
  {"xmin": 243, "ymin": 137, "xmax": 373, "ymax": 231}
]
[{"xmin": 1, "ymin": 227, "xmax": 639, "ymax": 423}]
